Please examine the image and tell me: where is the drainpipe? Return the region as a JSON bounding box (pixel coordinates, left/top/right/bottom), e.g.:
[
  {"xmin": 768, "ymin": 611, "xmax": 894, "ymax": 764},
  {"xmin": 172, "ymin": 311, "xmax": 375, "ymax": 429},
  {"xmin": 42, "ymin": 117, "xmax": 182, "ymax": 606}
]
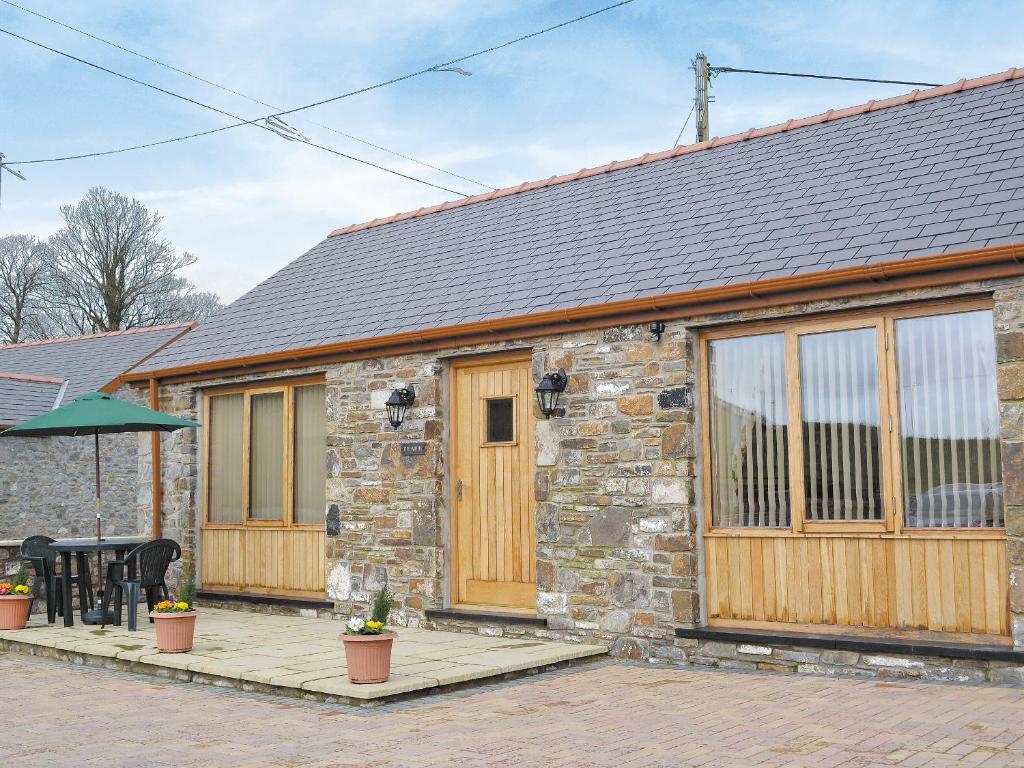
[{"xmin": 149, "ymin": 378, "xmax": 162, "ymax": 539}]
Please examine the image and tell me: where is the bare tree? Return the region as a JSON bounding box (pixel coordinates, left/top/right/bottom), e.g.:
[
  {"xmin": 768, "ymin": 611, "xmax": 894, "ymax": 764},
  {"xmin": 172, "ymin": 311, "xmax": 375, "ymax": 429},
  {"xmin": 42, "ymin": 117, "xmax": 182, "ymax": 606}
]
[
  {"xmin": 0, "ymin": 234, "xmax": 49, "ymax": 344},
  {"xmin": 46, "ymin": 187, "xmax": 221, "ymax": 334}
]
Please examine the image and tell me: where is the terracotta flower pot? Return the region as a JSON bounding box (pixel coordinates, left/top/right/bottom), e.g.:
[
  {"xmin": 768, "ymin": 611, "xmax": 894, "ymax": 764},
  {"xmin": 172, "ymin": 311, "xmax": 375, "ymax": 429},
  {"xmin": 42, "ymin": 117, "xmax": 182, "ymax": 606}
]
[
  {"xmin": 340, "ymin": 632, "xmax": 396, "ymax": 683},
  {"xmin": 150, "ymin": 610, "xmax": 197, "ymax": 653},
  {"xmin": 0, "ymin": 595, "xmax": 32, "ymax": 630}
]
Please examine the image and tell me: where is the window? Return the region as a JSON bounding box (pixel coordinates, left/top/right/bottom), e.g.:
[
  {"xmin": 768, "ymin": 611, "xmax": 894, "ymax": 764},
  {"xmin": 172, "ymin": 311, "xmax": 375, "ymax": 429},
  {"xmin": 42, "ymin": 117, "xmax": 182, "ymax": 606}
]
[
  {"xmin": 204, "ymin": 379, "xmax": 326, "ymax": 527},
  {"xmin": 207, "ymin": 393, "xmax": 243, "ymax": 524},
  {"xmin": 707, "ymin": 334, "xmax": 789, "ymax": 527},
  {"xmin": 249, "ymin": 391, "xmax": 285, "ymax": 521},
  {"xmin": 799, "ymin": 327, "xmax": 883, "ymax": 522},
  {"xmin": 485, "ymin": 397, "xmax": 515, "ymax": 444},
  {"xmin": 294, "ymin": 384, "xmax": 327, "ymax": 525},
  {"xmin": 896, "ymin": 311, "xmax": 1003, "ymax": 528},
  {"xmin": 704, "ymin": 304, "xmax": 1004, "ymax": 531}
]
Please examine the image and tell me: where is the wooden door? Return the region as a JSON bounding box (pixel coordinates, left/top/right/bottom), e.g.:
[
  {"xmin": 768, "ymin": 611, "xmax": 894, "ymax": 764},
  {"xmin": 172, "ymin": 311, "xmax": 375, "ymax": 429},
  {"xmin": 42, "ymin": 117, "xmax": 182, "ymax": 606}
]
[{"xmin": 451, "ymin": 353, "xmax": 537, "ymax": 609}]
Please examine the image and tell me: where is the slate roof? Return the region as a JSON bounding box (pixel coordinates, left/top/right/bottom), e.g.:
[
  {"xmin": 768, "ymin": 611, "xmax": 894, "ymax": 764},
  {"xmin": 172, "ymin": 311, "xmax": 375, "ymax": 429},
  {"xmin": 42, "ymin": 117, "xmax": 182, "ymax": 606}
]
[
  {"xmin": 0, "ymin": 376, "xmax": 65, "ymax": 425},
  {"xmin": 140, "ymin": 71, "xmax": 1024, "ymax": 374},
  {"xmin": 0, "ymin": 324, "xmax": 192, "ymax": 424}
]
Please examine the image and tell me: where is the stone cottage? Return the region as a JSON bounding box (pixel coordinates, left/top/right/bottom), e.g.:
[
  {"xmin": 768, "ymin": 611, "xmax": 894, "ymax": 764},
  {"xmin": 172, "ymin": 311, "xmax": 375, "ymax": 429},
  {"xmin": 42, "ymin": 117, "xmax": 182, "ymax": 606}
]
[
  {"xmin": 0, "ymin": 323, "xmax": 193, "ymax": 543},
  {"xmin": 125, "ymin": 69, "xmax": 1024, "ymax": 680}
]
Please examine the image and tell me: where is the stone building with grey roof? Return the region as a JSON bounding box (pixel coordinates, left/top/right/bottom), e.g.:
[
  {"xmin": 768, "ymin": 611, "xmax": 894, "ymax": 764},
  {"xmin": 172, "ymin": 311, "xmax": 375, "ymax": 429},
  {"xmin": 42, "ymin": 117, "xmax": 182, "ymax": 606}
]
[
  {"xmin": 0, "ymin": 323, "xmax": 193, "ymax": 543},
  {"xmin": 125, "ymin": 69, "xmax": 1024, "ymax": 680}
]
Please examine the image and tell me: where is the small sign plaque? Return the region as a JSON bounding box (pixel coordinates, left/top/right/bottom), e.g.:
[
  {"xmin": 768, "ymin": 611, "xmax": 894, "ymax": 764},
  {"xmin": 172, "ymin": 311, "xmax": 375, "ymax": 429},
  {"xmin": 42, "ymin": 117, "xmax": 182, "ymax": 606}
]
[
  {"xmin": 657, "ymin": 386, "xmax": 693, "ymax": 410},
  {"xmin": 400, "ymin": 442, "xmax": 427, "ymax": 456}
]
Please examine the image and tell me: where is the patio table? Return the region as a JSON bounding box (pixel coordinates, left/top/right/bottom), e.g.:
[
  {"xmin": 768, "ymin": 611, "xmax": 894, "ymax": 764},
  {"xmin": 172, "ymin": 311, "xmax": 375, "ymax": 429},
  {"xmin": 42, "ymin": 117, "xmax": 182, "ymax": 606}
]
[{"xmin": 49, "ymin": 538, "xmax": 149, "ymax": 627}]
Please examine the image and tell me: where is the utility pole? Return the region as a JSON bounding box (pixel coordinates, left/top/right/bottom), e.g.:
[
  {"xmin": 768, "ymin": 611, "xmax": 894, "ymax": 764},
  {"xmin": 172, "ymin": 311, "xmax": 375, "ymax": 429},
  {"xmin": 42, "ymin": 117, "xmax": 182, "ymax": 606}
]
[{"xmin": 692, "ymin": 52, "xmax": 712, "ymax": 143}]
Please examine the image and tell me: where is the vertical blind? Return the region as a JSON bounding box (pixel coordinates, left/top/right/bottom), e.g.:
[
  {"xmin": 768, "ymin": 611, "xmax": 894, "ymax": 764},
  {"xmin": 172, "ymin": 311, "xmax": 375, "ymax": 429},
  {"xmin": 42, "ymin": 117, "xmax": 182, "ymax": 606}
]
[
  {"xmin": 799, "ymin": 327, "xmax": 883, "ymax": 522},
  {"xmin": 708, "ymin": 334, "xmax": 790, "ymax": 527},
  {"xmin": 707, "ymin": 308, "xmax": 1004, "ymax": 531},
  {"xmin": 897, "ymin": 310, "xmax": 1003, "ymax": 528},
  {"xmin": 249, "ymin": 391, "xmax": 284, "ymax": 520},
  {"xmin": 293, "ymin": 384, "xmax": 327, "ymax": 525},
  {"xmin": 208, "ymin": 394, "xmax": 243, "ymax": 523}
]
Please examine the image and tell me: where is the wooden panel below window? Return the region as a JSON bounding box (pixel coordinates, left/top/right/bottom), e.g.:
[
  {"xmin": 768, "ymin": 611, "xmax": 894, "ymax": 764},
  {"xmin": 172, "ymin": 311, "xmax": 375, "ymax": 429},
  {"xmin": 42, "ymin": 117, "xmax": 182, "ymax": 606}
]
[
  {"xmin": 201, "ymin": 527, "xmax": 326, "ymax": 596},
  {"xmin": 704, "ymin": 534, "xmax": 1008, "ymax": 635}
]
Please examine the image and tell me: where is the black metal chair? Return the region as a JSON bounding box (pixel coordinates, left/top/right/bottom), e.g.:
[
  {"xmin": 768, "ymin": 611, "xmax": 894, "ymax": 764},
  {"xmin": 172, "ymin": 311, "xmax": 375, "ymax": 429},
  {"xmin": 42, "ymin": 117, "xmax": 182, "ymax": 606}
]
[
  {"xmin": 101, "ymin": 539, "xmax": 180, "ymax": 631},
  {"xmin": 20, "ymin": 535, "xmax": 68, "ymax": 624}
]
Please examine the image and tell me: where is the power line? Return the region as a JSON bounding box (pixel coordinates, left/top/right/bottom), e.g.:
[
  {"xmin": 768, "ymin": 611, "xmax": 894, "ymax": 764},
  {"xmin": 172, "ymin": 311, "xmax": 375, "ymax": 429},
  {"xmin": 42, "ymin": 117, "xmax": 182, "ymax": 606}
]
[
  {"xmin": 711, "ymin": 66, "xmax": 941, "ymax": 88},
  {"xmin": 0, "ymin": 0, "xmax": 495, "ymax": 190},
  {"xmin": 686, "ymin": 57, "xmax": 943, "ymax": 146},
  {"xmin": 0, "ymin": 153, "xmax": 28, "ymax": 208},
  {"xmin": 5, "ymin": 0, "xmax": 637, "ymax": 168},
  {"xmin": 673, "ymin": 101, "xmax": 695, "ymax": 147},
  {"xmin": 0, "ymin": 27, "xmax": 471, "ymax": 196}
]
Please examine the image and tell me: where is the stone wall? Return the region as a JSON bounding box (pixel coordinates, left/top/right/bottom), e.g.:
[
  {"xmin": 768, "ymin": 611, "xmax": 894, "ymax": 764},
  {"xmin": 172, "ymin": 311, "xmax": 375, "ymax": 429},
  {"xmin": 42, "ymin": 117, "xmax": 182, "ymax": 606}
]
[
  {"xmin": 995, "ymin": 282, "xmax": 1024, "ymax": 645},
  {"xmin": 0, "ymin": 542, "xmax": 23, "ymax": 582},
  {"xmin": 318, "ymin": 326, "xmax": 698, "ymax": 655},
  {"xmin": 0, "ymin": 385, "xmax": 149, "ymax": 542},
  {"xmin": 668, "ymin": 636, "xmax": 1024, "ymax": 684},
  {"xmin": 140, "ymin": 384, "xmax": 200, "ymax": 580},
  {"xmin": 323, "ymin": 354, "xmax": 445, "ymax": 627},
  {"xmin": 531, "ymin": 326, "xmax": 697, "ymax": 658},
  {"xmin": 0, "ymin": 542, "xmax": 41, "ymax": 614},
  {"xmin": 148, "ymin": 328, "xmax": 699, "ymax": 651},
  {"xmin": 149, "ymin": 273, "xmax": 1024, "ymax": 666}
]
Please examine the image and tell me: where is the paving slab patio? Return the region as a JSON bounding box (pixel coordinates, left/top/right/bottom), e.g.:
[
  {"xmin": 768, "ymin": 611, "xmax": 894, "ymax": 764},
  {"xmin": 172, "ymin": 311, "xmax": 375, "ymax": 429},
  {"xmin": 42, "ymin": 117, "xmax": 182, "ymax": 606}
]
[{"xmin": 0, "ymin": 607, "xmax": 606, "ymax": 704}]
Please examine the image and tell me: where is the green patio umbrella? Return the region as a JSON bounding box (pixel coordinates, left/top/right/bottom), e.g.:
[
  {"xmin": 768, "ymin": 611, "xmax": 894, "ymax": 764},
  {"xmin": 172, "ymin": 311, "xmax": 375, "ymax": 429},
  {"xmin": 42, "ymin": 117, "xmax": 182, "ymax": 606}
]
[{"xmin": 2, "ymin": 391, "xmax": 200, "ymax": 542}]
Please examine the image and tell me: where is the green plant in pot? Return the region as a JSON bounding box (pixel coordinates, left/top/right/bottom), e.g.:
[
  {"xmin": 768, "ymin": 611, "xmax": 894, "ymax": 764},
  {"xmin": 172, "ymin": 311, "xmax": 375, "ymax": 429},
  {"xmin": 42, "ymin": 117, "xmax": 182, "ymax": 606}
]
[
  {"xmin": 340, "ymin": 586, "xmax": 396, "ymax": 684},
  {"xmin": 150, "ymin": 569, "xmax": 198, "ymax": 653},
  {"xmin": 0, "ymin": 563, "xmax": 33, "ymax": 630}
]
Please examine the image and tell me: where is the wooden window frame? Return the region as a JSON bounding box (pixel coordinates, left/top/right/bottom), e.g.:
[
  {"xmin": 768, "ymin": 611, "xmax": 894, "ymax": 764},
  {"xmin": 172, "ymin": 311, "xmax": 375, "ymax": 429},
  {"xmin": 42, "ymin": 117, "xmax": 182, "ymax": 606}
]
[
  {"xmin": 481, "ymin": 394, "xmax": 519, "ymax": 447},
  {"xmin": 202, "ymin": 375, "xmax": 326, "ymax": 530},
  {"xmin": 700, "ymin": 297, "xmax": 1003, "ymax": 540}
]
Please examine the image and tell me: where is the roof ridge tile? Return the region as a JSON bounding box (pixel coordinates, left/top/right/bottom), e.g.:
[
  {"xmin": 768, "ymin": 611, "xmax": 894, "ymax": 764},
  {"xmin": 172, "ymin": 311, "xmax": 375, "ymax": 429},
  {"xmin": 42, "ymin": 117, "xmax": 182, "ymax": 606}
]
[
  {"xmin": 0, "ymin": 322, "xmax": 196, "ymax": 351},
  {"xmin": 0, "ymin": 371, "xmax": 65, "ymax": 384},
  {"xmin": 327, "ymin": 67, "xmax": 1024, "ymax": 240}
]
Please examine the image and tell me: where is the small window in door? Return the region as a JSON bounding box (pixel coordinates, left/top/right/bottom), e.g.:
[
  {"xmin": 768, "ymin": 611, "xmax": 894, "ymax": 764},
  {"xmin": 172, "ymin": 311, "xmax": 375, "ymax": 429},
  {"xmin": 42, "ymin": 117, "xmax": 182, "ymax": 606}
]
[{"xmin": 485, "ymin": 397, "xmax": 515, "ymax": 444}]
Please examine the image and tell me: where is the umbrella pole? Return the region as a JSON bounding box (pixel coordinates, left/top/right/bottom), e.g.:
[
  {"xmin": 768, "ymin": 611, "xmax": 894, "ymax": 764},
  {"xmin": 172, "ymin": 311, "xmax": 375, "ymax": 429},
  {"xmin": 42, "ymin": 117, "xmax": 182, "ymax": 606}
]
[
  {"xmin": 92, "ymin": 430, "xmax": 104, "ymax": 618},
  {"xmin": 94, "ymin": 431, "xmax": 102, "ymax": 542}
]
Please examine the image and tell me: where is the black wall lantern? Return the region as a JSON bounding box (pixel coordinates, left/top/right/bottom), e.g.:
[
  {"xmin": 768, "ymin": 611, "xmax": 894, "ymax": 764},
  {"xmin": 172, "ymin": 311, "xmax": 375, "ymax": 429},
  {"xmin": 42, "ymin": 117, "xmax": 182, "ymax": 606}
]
[
  {"xmin": 385, "ymin": 385, "xmax": 416, "ymax": 429},
  {"xmin": 534, "ymin": 368, "xmax": 567, "ymax": 419},
  {"xmin": 650, "ymin": 320, "xmax": 666, "ymax": 341}
]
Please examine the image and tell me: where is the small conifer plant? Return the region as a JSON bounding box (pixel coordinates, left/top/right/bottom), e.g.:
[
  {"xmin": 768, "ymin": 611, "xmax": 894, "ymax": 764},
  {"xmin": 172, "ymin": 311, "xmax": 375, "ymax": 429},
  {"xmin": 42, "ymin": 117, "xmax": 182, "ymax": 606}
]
[{"xmin": 345, "ymin": 585, "xmax": 394, "ymax": 635}]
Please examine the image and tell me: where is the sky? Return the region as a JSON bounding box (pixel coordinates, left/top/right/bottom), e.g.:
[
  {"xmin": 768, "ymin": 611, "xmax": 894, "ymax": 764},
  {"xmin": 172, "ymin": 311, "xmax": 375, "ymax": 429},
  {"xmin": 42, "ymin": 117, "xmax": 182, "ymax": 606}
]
[{"xmin": 1, "ymin": 1, "xmax": 1022, "ymax": 304}]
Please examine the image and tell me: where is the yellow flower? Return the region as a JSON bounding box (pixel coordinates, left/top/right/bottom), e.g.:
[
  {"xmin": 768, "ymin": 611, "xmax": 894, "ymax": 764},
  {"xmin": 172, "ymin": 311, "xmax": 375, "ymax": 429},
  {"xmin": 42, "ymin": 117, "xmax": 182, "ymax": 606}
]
[
  {"xmin": 13, "ymin": 585, "xmax": 30, "ymax": 595},
  {"xmin": 366, "ymin": 620, "xmax": 383, "ymax": 630},
  {"xmin": 175, "ymin": 601, "xmax": 190, "ymax": 611}
]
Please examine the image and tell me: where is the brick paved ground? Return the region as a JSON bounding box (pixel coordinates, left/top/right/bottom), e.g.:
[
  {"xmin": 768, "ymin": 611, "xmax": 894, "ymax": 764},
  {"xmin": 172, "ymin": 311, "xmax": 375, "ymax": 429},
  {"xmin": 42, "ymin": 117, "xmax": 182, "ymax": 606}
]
[{"xmin": 2, "ymin": 653, "xmax": 1024, "ymax": 768}]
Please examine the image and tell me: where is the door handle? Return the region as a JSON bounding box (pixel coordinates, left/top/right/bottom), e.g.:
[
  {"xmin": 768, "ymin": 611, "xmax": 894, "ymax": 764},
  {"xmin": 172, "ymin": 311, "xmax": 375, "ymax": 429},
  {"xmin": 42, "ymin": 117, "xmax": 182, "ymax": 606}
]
[{"xmin": 456, "ymin": 480, "xmax": 463, "ymax": 501}]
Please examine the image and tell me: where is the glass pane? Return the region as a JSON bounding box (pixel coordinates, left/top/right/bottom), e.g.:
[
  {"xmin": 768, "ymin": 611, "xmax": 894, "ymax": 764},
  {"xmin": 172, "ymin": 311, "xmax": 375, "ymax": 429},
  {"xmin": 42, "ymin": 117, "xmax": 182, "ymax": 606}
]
[
  {"xmin": 897, "ymin": 310, "xmax": 1003, "ymax": 528},
  {"xmin": 294, "ymin": 384, "xmax": 326, "ymax": 525},
  {"xmin": 208, "ymin": 394, "xmax": 243, "ymax": 524},
  {"xmin": 249, "ymin": 392, "xmax": 284, "ymax": 520},
  {"xmin": 486, "ymin": 398, "xmax": 515, "ymax": 443},
  {"xmin": 709, "ymin": 334, "xmax": 790, "ymax": 527},
  {"xmin": 800, "ymin": 327, "xmax": 883, "ymax": 521}
]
